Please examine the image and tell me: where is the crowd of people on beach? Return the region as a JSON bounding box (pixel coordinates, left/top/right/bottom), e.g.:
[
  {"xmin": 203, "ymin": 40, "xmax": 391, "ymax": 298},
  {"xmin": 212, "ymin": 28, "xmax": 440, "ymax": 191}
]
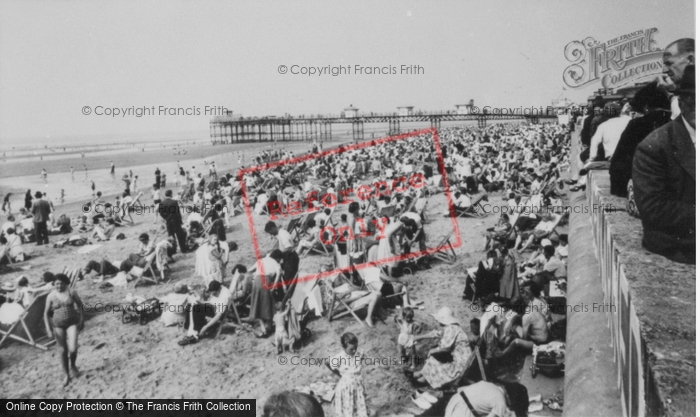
[{"xmin": 1, "ymin": 117, "xmax": 577, "ymax": 415}]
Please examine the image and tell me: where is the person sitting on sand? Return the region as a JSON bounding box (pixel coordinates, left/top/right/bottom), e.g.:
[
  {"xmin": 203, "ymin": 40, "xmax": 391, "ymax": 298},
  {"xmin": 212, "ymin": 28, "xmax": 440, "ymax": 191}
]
[
  {"xmin": 411, "ymin": 307, "xmax": 472, "ymax": 389},
  {"xmin": 119, "ymin": 233, "xmax": 156, "ymax": 272},
  {"xmin": 442, "ymin": 191, "xmax": 472, "ymax": 216},
  {"xmin": 91, "ymin": 218, "xmax": 116, "ymax": 241},
  {"xmin": 0, "ymin": 228, "xmax": 25, "ymax": 262},
  {"xmin": 50, "ymin": 214, "xmax": 72, "ymax": 235},
  {"xmin": 1, "ymin": 214, "xmax": 16, "ymax": 236},
  {"xmin": 178, "ymin": 280, "xmax": 231, "ymax": 346},
  {"xmin": 482, "ymin": 213, "xmax": 512, "ymax": 250},
  {"xmin": 514, "ymin": 212, "xmax": 557, "ymax": 253},
  {"xmin": 295, "ymin": 219, "xmax": 319, "ymax": 255},
  {"xmin": 7, "ymin": 276, "xmax": 32, "ymax": 308},
  {"xmin": 18, "ymin": 210, "xmax": 35, "ymax": 242},
  {"xmin": 496, "ymin": 309, "xmax": 549, "ymax": 357}
]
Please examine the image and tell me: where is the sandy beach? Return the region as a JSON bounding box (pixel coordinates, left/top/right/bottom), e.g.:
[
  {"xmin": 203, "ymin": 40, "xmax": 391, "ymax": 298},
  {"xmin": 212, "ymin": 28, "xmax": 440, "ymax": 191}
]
[
  {"xmin": 0, "ymin": 139, "xmax": 350, "ymax": 209},
  {"xmin": 0, "ymin": 134, "xmax": 564, "ymax": 416}
]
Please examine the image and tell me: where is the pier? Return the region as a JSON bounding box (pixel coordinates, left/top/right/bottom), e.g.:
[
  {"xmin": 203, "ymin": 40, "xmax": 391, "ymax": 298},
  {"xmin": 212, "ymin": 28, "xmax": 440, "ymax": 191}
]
[{"xmin": 209, "ymin": 105, "xmax": 559, "ymax": 144}]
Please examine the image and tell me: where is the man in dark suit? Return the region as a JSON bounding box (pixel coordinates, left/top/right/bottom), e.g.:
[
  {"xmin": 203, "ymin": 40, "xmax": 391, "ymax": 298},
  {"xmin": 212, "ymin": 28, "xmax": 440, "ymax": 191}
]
[
  {"xmin": 633, "ymin": 65, "xmax": 695, "ymax": 264},
  {"xmin": 158, "ymin": 190, "xmax": 188, "ymax": 253},
  {"xmin": 30, "ymin": 191, "xmax": 51, "ymax": 245},
  {"xmin": 609, "ymin": 82, "xmax": 671, "ymax": 196}
]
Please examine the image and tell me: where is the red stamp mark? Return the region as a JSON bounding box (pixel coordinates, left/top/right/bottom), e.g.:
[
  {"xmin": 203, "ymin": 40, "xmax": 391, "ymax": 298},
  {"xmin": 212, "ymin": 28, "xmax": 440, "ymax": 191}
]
[{"xmin": 239, "ymin": 127, "xmax": 462, "ymax": 289}]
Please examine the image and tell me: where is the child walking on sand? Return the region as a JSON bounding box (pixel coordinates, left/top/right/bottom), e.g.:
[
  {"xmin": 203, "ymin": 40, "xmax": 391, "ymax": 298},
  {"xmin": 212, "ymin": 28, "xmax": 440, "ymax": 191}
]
[
  {"xmin": 326, "ymin": 332, "xmax": 368, "ymax": 417},
  {"xmin": 273, "ymin": 300, "xmax": 292, "ymax": 354},
  {"xmin": 395, "ymin": 307, "xmax": 423, "ymax": 370}
]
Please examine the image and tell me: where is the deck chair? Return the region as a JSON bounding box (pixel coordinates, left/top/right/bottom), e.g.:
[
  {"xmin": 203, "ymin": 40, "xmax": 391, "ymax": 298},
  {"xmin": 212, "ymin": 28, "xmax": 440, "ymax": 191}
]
[
  {"xmin": 456, "ymin": 193, "xmax": 489, "ymax": 218},
  {"xmin": 499, "ymin": 194, "xmax": 541, "ymax": 244},
  {"xmin": 62, "ymin": 267, "xmax": 84, "ymax": 288},
  {"xmin": 532, "ymin": 213, "xmax": 564, "ymax": 245},
  {"xmin": 431, "ymin": 231, "xmax": 458, "ymax": 264},
  {"xmin": 301, "ymin": 228, "xmax": 336, "ymax": 257},
  {"xmin": 446, "ymin": 328, "xmax": 489, "ymax": 390},
  {"xmin": 0, "ymin": 293, "xmax": 55, "ymax": 350},
  {"xmin": 398, "ymin": 197, "xmax": 418, "ymax": 217},
  {"xmin": 327, "ymin": 275, "xmax": 376, "ymax": 327},
  {"xmin": 0, "ymin": 246, "xmax": 14, "ymax": 266},
  {"xmin": 289, "ymin": 276, "xmax": 322, "ymax": 317},
  {"xmin": 130, "ymin": 253, "xmax": 160, "ymax": 288},
  {"xmin": 333, "ymin": 244, "xmax": 351, "ymax": 271},
  {"xmin": 356, "ymin": 266, "xmax": 406, "ymax": 305},
  {"xmin": 301, "ymin": 211, "xmax": 318, "ymax": 236},
  {"xmin": 286, "ymin": 217, "xmax": 304, "ymax": 245},
  {"xmin": 378, "ymin": 204, "xmax": 397, "ymax": 219},
  {"xmin": 216, "ymin": 271, "xmax": 253, "ymax": 337}
]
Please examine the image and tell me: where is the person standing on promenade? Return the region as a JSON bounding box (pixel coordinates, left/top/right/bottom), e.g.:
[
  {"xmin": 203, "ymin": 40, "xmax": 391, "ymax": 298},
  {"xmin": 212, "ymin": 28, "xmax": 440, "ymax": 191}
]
[
  {"xmin": 656, "ymin": 38, "xmax": 694, "ymax": 119},
  {"xmin": 41, "ymin": 168, "xmax": 48, "ymax": 184},
  {"xmin": 31, "ymin": 191, "xmax": 51, "ymax": 245},
  {"xmin": 132, "ymin": 175, "xmax": 139, "ymax": 195},
  {"xmin": 90, "ymin": 181, "xmax": 96, "ymax": 197},
  {"xmin": 155, "ymin": 167, "xmax": 161, "ymax": 188},
  {"xmin": 110, "ymin": 161, "xmax": 115, "ymax": 179},
  {"xmin": 70, "ymin": 166, "xmax": 74, "ymax": 182},
  {"xmin": 83, "ymin": 165, "xmax": 88, "ymax": 181}
]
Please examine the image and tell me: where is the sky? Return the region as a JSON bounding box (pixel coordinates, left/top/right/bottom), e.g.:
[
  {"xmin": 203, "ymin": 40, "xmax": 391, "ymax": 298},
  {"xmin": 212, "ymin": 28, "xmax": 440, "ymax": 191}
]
[{"xmin": 0, "ymin": 0, "xmax": 695, "ymax": 143}]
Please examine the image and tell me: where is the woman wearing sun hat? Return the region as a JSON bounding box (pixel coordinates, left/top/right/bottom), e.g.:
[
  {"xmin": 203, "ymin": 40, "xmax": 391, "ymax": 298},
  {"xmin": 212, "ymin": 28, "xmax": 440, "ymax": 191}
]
[{"xmin": 413, "ymin": 306, "xmax": 472, "ymax": 389}]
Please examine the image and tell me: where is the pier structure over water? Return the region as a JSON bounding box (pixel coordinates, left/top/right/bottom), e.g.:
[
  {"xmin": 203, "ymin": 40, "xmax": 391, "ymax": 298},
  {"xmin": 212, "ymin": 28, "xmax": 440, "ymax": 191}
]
[{"xmin": 209, "ymin": 104, "xmax": 559, "ymax": 144}]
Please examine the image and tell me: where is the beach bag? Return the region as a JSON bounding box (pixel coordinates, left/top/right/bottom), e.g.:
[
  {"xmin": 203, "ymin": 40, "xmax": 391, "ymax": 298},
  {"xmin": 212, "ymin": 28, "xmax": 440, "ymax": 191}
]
[{"xmin": 122, "ymin": 298, "xmax": 161, "ymax": 325}]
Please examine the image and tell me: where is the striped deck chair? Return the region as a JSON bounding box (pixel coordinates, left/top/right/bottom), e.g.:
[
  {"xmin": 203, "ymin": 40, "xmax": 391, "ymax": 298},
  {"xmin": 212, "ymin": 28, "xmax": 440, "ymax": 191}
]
[
  {"xmin": 0, "ymin": 293, "xmax": 55, "ymax": 350},
  {"xmin": 62, "ymin": 267, "xmax": 84, "ymax": 288}
]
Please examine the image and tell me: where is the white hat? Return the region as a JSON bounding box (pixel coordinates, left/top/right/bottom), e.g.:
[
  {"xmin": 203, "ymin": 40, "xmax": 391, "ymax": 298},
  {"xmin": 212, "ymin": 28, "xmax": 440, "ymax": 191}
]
[
  {"xmin": 431, "ymin": 307, "xmax": 459, "ymax": 325},
  {"xmin": 541, "ymin": 239, "xmax": 553, "ymax": 248}
]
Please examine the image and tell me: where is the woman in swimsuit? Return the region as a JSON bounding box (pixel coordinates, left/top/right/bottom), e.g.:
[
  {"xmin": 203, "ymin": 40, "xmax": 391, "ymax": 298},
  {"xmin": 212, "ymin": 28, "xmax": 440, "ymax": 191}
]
[{"xmin": 43, "ymin": 273, "xmax": 84, "ymax": 386}]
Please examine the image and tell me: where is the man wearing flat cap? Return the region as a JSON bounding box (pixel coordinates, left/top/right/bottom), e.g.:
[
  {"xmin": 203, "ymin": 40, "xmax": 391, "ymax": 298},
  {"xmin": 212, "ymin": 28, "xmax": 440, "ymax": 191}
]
[
  {"xmin": 633, "ymin": 65, "xmax": 696, "ymax": 264},
  {"xmin": 30, "ymin": 191, "xmax": 51, "ymax": 245}
]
